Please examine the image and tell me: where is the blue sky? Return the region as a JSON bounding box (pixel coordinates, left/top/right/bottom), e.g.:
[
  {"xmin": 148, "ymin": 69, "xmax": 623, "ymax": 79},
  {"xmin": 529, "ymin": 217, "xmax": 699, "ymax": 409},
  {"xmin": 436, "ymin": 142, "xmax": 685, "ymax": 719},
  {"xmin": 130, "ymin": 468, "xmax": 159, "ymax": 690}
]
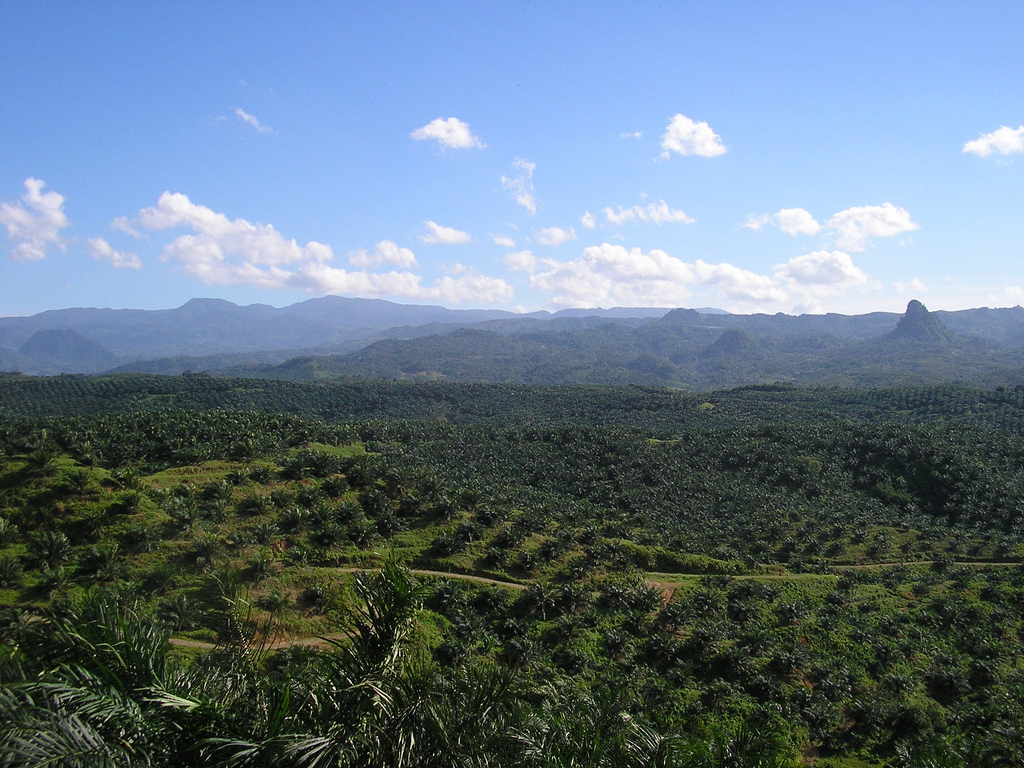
[{"xmin": 2, "ymin": 1, "xmax": 1023, "ymax": 317}]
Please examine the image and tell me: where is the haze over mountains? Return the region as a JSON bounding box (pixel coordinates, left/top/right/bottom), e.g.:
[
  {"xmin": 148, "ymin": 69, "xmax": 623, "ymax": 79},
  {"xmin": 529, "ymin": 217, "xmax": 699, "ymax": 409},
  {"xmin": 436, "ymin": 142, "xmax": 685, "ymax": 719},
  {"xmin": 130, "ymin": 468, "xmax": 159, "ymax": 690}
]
[
  {"xmin": 3, "ymin": 295, "xmax": 1024, "ymax": 389},
  {"xmin": 0, "ymin": 296, "xmax": 673, "ymax": 376}
]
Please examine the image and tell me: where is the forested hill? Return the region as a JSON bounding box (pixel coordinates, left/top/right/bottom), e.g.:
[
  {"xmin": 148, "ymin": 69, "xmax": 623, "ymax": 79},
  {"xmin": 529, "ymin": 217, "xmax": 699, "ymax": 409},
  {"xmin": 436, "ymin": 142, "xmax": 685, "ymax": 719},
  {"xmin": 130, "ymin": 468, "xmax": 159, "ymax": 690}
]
[
  {"xmin": 0, "ymin": 296, "xmax": 670, "ymax": 375},
  {"xmin": 6, "ymin": 297, "xmax": 1024, "ymax": 384},
  {"xmin": 4, "ymin": 373, "xmax": 1024, "ymax": 765},
  {"xmin": 5, "ymin": 372, "xmax": 1024, "ymax": 436},
  {"xmin": 232, "ymin": 301, "xmax": 1024, "ymax": 389},
  {"xmin": 6, "ymin": 370, "xmax": 1024, "ymax": 764}
]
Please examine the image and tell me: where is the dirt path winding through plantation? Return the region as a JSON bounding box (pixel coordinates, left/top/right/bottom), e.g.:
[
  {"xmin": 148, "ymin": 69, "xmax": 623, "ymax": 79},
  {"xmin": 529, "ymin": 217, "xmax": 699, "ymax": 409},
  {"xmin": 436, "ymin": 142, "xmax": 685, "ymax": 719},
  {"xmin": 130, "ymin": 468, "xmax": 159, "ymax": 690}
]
[
  {"xmin": 169, "ymin": 560, "xmax": 1018, "ymax": 650},
  {"xmin": 170, "ymin": 567, "xmax": 526, "ymax": 651}
]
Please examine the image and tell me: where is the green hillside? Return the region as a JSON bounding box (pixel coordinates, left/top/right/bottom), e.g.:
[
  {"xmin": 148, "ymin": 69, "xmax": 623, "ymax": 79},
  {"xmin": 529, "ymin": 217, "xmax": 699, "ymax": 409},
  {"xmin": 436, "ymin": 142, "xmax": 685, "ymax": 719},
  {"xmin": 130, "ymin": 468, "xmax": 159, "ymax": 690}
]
[{"xmin": 3, "ymin": 374, "xmax": 1024, "ymax": 765}]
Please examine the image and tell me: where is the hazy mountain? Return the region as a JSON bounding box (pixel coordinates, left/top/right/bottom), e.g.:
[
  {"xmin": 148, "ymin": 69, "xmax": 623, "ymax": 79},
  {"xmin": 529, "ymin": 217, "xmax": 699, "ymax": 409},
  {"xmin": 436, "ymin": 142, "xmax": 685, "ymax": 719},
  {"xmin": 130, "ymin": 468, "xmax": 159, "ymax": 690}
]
[
  {"xmin": 238, "ymin": 301, "xmax": 1024, "ymax": 389},
  {"xmin": 0, "ymin": 297, "xmax": 676, "ymax": 374},
  {"xmin": 5, "ymin": 295, "xmax": 1024, "ymax": 385}
]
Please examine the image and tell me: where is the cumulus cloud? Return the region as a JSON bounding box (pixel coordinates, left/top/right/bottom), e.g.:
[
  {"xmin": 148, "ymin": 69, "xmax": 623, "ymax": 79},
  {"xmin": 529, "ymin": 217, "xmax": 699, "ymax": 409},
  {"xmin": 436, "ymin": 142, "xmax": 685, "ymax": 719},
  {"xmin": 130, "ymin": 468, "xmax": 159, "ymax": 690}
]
[
  {"xmin": 963, "ymin": 125, "xmax": 1024, "ymax": 157},
  {"xmin": 743, "ymin": 207, "xmax": 821, "ymax": 236},
  {"xmin": 410, "ymin": 117, "xmax": 485, "ymax": 149},
  {"xmin": 0, "ymin": 178, "xmax": 71, "ymax": 262},
  {"xmin": 620, "ymin": 131, "xmax": 642, "ymax": 139},
  {"xmin": 660, "ymin": 114, "xmax": 727, "ymax": 159},
  {"xmin": 235, "ymin": 108, "xmax": 273, "ymax": 134},
  {"xmin": 491, "ymin": 234, "xmax": 516, "ymax": 248},
  {"xmin": 420, "ymin": 221, "xmax": 472, "ymax": 245},
  {"xmin": 130, "ymin": 192, "xmax": 334, "ymax": 270},
  {"xmin": 580, "ymin": 211, "xmax": 596, "ymax": 230},
  {"xmin": 88, "ymin": 237, "xmax": 141, "ymax": 269},
  {"xmin": 745, "ymin": 203, "xmax": 916, "ymax": 250},
  {"xmin": 528, "ymin": 243, "xmax": 785, "ymax": 308},
  {"xmin": 503, "ymin": 250, "xmax": 537, "ymax": 272},
  {"xmin": 501, "ymin": 158, "xmax": 537, "ymax": 214},
  {"xmin": 826, "ymin": 203, "xmax": 918, "ymax": 251},
  {"xmin": 285, "ymin": 264, "xmax": 513, "ymax": 304},
  {"xmin": 774, "ymin": 250, "xmax": 867, "ymax": 291},
  {"xmin": 119, "ymin": 192, "xmax": 510, "ymax": 304},
  {"xmin": 347, "ymin": 240, "xmax": 417, "ymax": 268},
  {"xmin": 604, "ymin": 200, "xmax": 694, "ymax": 226},
  {"xmin": 536, "ymin": 226, "xmax": 577, "ymax": 247},
  {"xmin": 692, "ymin": 261, "xmax": 786, "ymax": 303}
]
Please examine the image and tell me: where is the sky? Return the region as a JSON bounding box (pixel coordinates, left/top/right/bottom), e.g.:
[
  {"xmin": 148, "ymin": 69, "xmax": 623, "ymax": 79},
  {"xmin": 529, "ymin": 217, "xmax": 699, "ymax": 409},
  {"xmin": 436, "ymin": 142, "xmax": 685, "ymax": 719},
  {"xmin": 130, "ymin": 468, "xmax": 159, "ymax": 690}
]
[{"xmin": 2, "ymin": 1, "xmax": 1023, "ymax": 318}]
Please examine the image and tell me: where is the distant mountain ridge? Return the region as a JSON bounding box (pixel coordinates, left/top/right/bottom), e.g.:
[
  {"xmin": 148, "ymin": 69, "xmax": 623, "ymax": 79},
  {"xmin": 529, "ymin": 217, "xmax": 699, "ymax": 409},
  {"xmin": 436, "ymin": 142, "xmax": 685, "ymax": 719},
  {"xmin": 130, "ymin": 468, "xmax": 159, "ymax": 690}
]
[
  {"xmin": 232, "ymin": 300, "xmax": 1024, "ymax": 389},
  {"xmin": 0, "ymin": 296, "xmax": 673, "ymax": 375},
  {"xmin": 4, "ymin": 297, "xmax": 1024, "ymax": 388}
]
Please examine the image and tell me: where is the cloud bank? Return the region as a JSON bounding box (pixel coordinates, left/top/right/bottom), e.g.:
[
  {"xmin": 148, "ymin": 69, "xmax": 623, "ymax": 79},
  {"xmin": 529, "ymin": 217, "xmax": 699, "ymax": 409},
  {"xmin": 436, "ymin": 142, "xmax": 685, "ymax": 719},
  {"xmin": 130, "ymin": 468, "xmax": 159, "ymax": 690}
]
[
  {"xmin": 119, "ymin": 192, "xmax": 510, "ymax": 304},
  {"xmin": 519, "ymin": 243, "xmax": 786, "ymax": 308}
]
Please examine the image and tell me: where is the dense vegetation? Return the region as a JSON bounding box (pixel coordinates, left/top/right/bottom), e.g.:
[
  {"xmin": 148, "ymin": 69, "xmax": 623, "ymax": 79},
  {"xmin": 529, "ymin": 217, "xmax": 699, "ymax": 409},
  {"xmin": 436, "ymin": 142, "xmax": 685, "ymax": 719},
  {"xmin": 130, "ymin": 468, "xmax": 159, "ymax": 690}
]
[
  {"xmin": 230, "ymin": 302, "xmax": 1024, "ymax": 390},
  {"xmin": 3, "ymin": 374, "xmax": 1024, "ymax": 766}
]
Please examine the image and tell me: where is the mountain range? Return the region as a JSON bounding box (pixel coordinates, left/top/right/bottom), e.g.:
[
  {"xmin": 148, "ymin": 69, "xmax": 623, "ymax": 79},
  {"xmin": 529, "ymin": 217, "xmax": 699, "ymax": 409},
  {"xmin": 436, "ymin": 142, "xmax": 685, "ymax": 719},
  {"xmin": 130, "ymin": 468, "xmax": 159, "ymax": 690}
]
[
  {"xmin": 0, "ymin": 296, "xmax": 673, "ymax": 376},
  {"xmin": 3, "ymin": 296, "xmax": 1024, "ymax": 389}
]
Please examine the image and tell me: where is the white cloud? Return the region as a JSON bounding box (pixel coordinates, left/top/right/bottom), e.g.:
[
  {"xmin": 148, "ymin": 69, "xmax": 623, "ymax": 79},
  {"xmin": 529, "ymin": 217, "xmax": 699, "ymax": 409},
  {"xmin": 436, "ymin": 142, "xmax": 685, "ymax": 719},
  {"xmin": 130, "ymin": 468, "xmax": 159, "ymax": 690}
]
[
  {"xmin": 826, "ymin": 203, "xmax": 918, "ymax": 251},
  {"xmin": 745, "ymin": 203, "xmax": 916, "ymax": 249},
  {"xmin": 774, "ymin": 250, "xmax": 868, "ymax": 292},
  {"xmin": 235, "ymin": 108, "xmax": 273, "ymax": 134},
  {"xmin": 501, "ymin": 158, "xmax": 537, "ymax": 214},
  {"xmin": 619, "ymin": 131, "xmax": 642, "ymax": 139},
  {"xmin": 120, "ymin": 192, "xmax": 510, "ymax": 304},
  {"xmin": 88, "ymin": 237, "xmax": 141, "ymax": 269},
  {"xmin": 604, "ymin": 200, "xmax": 694, "ymax": 226},
  {"xmin": 130, "ymin": 192, "xmax": 333, "ymax": 269},
  {"xmin": 660, "ymin": 114, "xmax": 727, "ymax": 159},
  {"xmin": 528, "ymin": 242, "xmax": 785, "ymax": 308},
  {"xmin": 504, "ymin": 250, "xmax": 537, "ymax": 272},
  {"xmin": 420, "ymin": 221, "xmax": 472, "ymax": 245},
  {"xmin": 580, "ymin": 211, "xmax": 596, "ymax": 230},
  {"xmin": 491, "ymin": 234, "xmax": 516, "ymax": 248},
  {"xmin": 0, "ymin": 178, "xmax": 71, "ymax": 262},
  {"xmin": 283, "ymin": 263, "xmax": 513, "ymax": 304},
  {"xmin": 692, "ymin": 261, "xmax": 787, "ymax": 303},
  {"xmin": 536, "ymin": 226, "xmax": 577, "ymax": 247},
  {"xmin": 963, "ymin": 125, "xmax": 1024, "ymax": 157},
  {"xmin": 743, "ymin": 207, "xmax": 821, "ymax": 236},
  {"xmin": 347, "ymin": 240, "xmax": 418, "ymax": 268},
  {"xmin": 410, "ymin": 117, "xmax": 485, "ymax": 149}
]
